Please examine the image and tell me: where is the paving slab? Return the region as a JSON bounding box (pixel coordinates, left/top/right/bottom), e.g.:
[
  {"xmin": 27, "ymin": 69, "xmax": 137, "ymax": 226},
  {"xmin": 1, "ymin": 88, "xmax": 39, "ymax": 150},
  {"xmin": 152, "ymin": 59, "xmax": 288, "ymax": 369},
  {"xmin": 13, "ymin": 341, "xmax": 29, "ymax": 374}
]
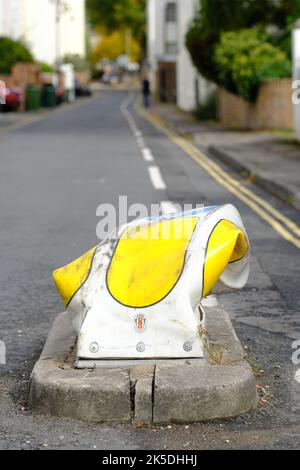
[
  {"xmin": 153, "ymin": 362, "xmax": 257, "ymax": 423},
  {"xmin": 29, "ymin": 361, "xmax": 131, "ymax": 423},
  {"xmin": 209, "ymin": 143, "xmax": 300, "ymax": 210}
]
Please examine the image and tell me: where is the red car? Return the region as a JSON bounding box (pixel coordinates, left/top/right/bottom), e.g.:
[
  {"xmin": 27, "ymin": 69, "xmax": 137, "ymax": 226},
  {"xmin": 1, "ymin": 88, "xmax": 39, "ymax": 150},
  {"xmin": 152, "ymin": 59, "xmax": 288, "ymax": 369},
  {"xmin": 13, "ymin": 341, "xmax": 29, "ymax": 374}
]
[
  {"xmin": 0, "ymin": 87, "xmax": 21, "ymax": 112},
  {"xmin": 55, "ymin": 86, "xmax": 64, "ymax": 105}
]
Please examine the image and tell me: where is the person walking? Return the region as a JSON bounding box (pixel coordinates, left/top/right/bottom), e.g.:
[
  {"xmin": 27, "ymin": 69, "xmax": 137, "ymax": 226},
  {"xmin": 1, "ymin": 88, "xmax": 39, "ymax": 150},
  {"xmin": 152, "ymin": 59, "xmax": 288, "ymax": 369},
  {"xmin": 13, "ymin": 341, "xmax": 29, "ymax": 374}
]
[{"xmin": 142, "ymin": 77, "xmax": 151, "ymax": 108}]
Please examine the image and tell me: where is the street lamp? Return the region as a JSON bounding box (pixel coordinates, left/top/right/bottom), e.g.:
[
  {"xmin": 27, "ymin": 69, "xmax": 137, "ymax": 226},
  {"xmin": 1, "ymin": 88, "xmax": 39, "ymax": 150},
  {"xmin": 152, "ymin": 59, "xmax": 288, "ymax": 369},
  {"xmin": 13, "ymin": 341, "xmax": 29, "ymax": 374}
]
[
  {"xmin": 55, "ymin": 0, "xmax": 62, "ymax": 69},
  {"xmin": 53, "ymin": 0, "xmax": 69, "ymax": 69}
]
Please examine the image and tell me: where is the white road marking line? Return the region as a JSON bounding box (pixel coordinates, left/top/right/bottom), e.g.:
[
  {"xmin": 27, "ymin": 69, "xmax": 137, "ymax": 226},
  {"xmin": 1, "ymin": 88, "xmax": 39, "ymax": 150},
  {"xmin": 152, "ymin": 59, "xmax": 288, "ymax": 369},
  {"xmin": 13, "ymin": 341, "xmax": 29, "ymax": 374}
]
[
  {"xmin": 295, "ymin": 369, "xmax": 300, "ymax": 384},
  {"xmin": 142, "ymin": 147, "xmax": 154, "ymax": 162},
  {"xmin": 121, "ymin": 94, "xmax": 158, "ymax": 170},
  {"xmin": 136, "ymin": 136, "xmax": 145, "ymax": 148},
  {"xmin": 148, "ymin": 166, "xmax": 166, "ymax": 190},
  {"xmin": 160, "ymin": 200, "xmax": 178, "ymax": 215}
]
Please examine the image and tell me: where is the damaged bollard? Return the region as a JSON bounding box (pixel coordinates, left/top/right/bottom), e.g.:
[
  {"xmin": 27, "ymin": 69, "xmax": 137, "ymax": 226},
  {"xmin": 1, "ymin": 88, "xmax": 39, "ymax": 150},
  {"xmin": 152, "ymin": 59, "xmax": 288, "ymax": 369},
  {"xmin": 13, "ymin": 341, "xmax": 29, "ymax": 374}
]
[
  {"xmin": 29, "ymin": 203, "xmax": 257, "ymax": 423},
  {"xmin": 53, "ymin": 204, "xmax": 249, "ymax": 365}
]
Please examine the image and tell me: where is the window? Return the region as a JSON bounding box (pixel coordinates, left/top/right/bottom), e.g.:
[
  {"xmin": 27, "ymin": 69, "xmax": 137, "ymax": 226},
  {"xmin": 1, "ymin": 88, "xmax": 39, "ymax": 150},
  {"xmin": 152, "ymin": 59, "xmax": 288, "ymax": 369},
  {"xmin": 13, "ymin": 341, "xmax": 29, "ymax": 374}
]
[
  {"xmin": 165, "ymin": 42, "xmax": 177, "ymax": 55},
  {"xmin": 165, "ymin": 2, "xmax": 177, "ymax": 23}
]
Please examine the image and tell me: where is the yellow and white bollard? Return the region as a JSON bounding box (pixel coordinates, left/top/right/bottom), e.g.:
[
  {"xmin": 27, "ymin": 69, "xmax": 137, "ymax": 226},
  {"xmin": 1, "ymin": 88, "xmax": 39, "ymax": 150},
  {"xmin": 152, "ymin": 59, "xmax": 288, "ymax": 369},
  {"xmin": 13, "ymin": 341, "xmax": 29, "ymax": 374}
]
[{"xmin": 53, "ymin": 204, "xmax": 249, "ymax": 363}]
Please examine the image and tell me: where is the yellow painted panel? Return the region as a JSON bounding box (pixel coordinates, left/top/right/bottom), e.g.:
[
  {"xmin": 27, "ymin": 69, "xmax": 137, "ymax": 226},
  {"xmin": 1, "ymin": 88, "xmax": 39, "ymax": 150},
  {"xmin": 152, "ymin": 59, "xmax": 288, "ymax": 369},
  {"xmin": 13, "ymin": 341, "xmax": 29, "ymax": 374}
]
[
  {"xmin": 203, "ymin": 220, "xmax": 249, "ymax": 297},
  {"xmin": 107, "ymin": 217, "xmax": 199, "ymax": 308},
  {"xmin": 53, "ymin": 247, "xmax": 96, "ymax": 306}
]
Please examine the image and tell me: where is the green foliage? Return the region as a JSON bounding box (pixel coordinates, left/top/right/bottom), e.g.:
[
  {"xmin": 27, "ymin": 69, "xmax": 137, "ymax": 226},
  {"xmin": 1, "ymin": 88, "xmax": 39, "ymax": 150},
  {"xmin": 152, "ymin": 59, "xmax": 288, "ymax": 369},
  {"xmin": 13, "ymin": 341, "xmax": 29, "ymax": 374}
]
[
  {"xmin": 214, "ymin": 29, "xmax": 291, "ymax": 102},
  {"xmin": 186, "ymin": 0, "xmax": 295, "ymax": 101},
  {"xmin": 40, "ymin": 62, "xmax": 55, "ymax": 73},
  {"xmin": 90, "ymin": 31, "xmax": 141, "ymax": 64},
  {"xmin": 185, "ymin": 0, "xmax": 282, "ymax": 82},
  {"xmin": 0, "ymin": 36, "xmax": 33, "ymax": 74},
  {"xmin": 274, "ymin": 0, "xmax": 300, "ymax": 58},
  {"xmin": 185, "ymin": 23, "xmax": 218, "ymax": 83},
  {"xmin": 86, "ymin": 0, "xmax": 146, "ymax": 41},
  {"xmin": 193, "ymin": 92, "xmax": 217, "ymax": 121}
]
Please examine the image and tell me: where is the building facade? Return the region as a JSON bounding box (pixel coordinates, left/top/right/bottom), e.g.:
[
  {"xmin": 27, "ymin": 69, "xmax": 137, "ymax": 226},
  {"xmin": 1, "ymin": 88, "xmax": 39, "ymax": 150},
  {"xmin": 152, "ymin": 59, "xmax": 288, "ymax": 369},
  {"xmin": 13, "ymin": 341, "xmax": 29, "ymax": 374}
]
[
  {"xmin": 0, "ymin": 0, "xmax": 86, "ymax": 65},
  {"xmin": 147, "ymin": 0, "xmax": 213, "ymax": 111}
]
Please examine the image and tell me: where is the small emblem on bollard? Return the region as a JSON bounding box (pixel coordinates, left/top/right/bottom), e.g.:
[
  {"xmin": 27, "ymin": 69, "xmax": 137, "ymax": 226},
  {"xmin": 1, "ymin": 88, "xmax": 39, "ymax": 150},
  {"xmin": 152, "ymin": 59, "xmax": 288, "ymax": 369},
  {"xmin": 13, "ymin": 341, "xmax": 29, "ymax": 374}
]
[{"xmin": 134, "ymin": 314, "xmax": 147, "ymax": 332}]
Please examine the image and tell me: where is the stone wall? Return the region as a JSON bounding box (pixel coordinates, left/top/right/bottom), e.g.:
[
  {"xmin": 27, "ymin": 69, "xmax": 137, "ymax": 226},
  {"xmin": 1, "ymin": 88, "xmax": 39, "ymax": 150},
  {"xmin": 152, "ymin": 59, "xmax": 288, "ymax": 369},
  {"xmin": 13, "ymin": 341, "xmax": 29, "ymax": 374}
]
[
  {"xmin": 75, "ymin": 70, "xmax": 91, "ymax": 85},
  {"xmin": 0, "ymin": 62, "xmax": 41, "ymax": 111},
  {"xmin": 0, "ymin": 74, "xmax": 15, "ymax": 88},
  {"xmin": 218, "ymin": 79, "xmax": 294, "ymax": 130}
]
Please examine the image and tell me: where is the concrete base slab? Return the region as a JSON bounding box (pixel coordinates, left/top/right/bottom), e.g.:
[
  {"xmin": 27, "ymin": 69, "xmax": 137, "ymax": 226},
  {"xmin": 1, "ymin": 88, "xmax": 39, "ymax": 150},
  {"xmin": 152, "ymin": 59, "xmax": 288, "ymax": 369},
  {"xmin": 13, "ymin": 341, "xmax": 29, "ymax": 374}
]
[
  {"xmin": 76, "ymin": 357, "xmax": 206, "ymax": 369},
  {"xmin": 29, "ymin": 361, "xmax": 131, "ymax": 423},
  {"xmin": 130, "ymin": 365, "xmax": 155, "ymax": 425},
  {"xmin": 153, "ymin": 362, "xmax": 256, "ymax": 423},
  {"xmin": 28, "ymin": 305, "xmax": 258, "ymax": 424}
]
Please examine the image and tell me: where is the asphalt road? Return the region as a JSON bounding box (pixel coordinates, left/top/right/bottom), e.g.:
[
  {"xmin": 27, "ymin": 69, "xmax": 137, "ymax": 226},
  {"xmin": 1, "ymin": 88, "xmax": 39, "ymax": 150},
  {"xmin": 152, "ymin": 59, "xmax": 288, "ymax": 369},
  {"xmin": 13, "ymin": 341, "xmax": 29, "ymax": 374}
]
[{"xmin": 0, "ymin": 90, "xmax": 300, "ymax": 450}]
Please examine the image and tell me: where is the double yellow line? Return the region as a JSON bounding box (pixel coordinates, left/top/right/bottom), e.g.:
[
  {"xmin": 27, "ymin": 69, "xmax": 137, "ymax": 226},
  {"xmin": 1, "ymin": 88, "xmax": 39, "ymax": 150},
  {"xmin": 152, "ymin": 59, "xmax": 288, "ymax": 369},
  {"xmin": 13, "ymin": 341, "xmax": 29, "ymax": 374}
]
[{"xmin": 140, "ymin": 108, "xmax": 300, "ymax": 250}]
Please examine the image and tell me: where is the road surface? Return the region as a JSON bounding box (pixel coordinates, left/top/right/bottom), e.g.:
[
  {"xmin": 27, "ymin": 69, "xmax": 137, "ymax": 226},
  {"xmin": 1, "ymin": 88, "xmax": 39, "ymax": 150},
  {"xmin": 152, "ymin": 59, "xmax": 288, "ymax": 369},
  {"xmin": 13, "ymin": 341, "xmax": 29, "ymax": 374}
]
[{"xmin": 0, "ymin": 90, "xmax": 300, "ymax": 449}]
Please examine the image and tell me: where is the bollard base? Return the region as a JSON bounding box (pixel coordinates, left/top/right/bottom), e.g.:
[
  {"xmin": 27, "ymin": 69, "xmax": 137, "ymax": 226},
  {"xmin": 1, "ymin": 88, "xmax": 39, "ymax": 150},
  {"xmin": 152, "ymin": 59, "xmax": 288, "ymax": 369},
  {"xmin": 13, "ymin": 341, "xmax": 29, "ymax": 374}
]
[
  {"xmin": 28, "ymin": 306, "xmax": 257, "ymax": 424},
  {"xmin": 75, "ymin": 357, "xmax": 207, "ymax": 369}
]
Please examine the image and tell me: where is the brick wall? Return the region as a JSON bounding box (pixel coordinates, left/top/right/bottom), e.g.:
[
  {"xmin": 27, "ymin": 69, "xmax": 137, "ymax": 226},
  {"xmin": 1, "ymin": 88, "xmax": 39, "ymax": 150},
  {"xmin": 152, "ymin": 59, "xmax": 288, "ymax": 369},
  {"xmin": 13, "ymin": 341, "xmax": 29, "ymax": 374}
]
[
  {"xmin": 12, "ymin": 62, "xmax": 41, "ymax": 88},
  {"xmin": 75, "ymin": 70, "xmax": 91, "ymax": 85},
  {"xmin": 0, "ymin": 74, "xmax": 15, "ymax": 88},
  {"xmin": 0, "ymin": 62, "xmax": 42, "ymax": 111},
  {"xmin": 218, "ymin": 79, "xmax": 294, "ymax": 130}
]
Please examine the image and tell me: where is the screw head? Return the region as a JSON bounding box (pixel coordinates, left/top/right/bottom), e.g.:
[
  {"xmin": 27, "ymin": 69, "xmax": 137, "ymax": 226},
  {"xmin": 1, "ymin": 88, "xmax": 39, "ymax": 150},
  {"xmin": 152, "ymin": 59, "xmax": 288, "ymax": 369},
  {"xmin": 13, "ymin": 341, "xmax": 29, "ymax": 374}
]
[
  {"xmin": 90, "ymin": 342, "xmax": 99, "ymax": 353},
  {"xmin": 183, "ymin": 341, "xmax": 192, "ymax": 352},
  {"xmin": 136, "ymin": 342, "xmax": 145, "ymax": 352}
]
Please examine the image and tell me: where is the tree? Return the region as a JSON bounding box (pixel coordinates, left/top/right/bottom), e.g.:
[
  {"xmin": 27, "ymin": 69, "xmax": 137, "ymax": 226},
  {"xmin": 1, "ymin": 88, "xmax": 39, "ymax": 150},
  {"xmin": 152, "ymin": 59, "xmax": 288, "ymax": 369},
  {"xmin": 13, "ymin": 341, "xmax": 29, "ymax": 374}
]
[
  {"xmin": 274, "ymin": 0, "xmax": 300, "ymax": 57},
  {"xmin": 90, "ymin": 31, "xmax": 141, "ymax": 64},
  {"xmin": 214, "ymin": 29, "xmax": 291, "ymax": 101},
  {"xmin": 0, "ymin": 37, "xmax": 33, "ymax": 74},
  {"xmin": 186, "ymin": 0, "xmax": 298, "ymax": 84},
  {"xmin": 63, "ymin": 54, "xmax": 90, "ymax": 71},
  {"xmin": 39, "ymin": 62, "xmax": 56, "ymax": 73},
  {"xmin": 86, "ymin": 0, "xmax": 146, "ymax": 41}
]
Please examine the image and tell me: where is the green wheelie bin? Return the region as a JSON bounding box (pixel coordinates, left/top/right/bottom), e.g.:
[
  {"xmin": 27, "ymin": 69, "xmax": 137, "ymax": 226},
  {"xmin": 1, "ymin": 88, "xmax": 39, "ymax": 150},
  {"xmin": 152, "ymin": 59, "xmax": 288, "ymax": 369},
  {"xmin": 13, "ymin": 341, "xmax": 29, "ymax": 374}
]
[
  {"xmin": 26, "ymin": 84, "xmax": 40, "ymax": 111},
  {"xmin": 41, "ymin": 83, "xmax": 56, "ymax": 108}
]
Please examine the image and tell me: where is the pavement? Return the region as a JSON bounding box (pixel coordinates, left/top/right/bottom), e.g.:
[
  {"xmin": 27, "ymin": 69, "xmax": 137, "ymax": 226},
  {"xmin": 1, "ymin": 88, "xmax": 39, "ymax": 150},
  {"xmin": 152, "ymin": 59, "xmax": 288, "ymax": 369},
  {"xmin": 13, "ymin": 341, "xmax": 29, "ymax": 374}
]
[
  {"xmin": 0, "ymin": 96, "xmax": 96, "ymax": 135},
  {"xmin": 0, "ymin": 111, "xmax": 39, "ymax": 133},
  {"xmin": 150, "ymin": 102, "xmax": 300, "ymax": 210},
  {"xmin": 0, "ymin": 90, "xmax": 300, "ymax": 449}
]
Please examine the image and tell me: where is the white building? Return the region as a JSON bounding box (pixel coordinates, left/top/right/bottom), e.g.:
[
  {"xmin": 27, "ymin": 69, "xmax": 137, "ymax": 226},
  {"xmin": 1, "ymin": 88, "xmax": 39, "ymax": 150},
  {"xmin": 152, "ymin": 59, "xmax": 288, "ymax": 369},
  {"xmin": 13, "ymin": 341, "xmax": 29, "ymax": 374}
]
[
  {"xmin": 0, "ymin": 0, "xmax": 86, "ymax": 65},
  {"xmin": 147, "ymin": 0, "xmax": 213, "ymax": 111}
]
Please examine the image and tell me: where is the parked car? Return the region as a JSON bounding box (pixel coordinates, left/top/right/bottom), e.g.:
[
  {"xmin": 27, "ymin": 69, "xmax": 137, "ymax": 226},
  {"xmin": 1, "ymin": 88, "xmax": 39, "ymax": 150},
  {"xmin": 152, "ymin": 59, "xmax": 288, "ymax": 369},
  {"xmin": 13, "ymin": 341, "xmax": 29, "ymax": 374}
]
[
  {"xmin": 75, "ymin": 79, "xmax": 92, "ymax": 97},
  {"xmin": 55, "ymin": 86, "xmax": 64, "ymax": 106},
  {"xmin": 101, "ymin": 72, "xmax": 119, "ymax": 85},
  {"xmin": 0, "ymin": 87, "xmax": 21, "ymax": 112}
]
